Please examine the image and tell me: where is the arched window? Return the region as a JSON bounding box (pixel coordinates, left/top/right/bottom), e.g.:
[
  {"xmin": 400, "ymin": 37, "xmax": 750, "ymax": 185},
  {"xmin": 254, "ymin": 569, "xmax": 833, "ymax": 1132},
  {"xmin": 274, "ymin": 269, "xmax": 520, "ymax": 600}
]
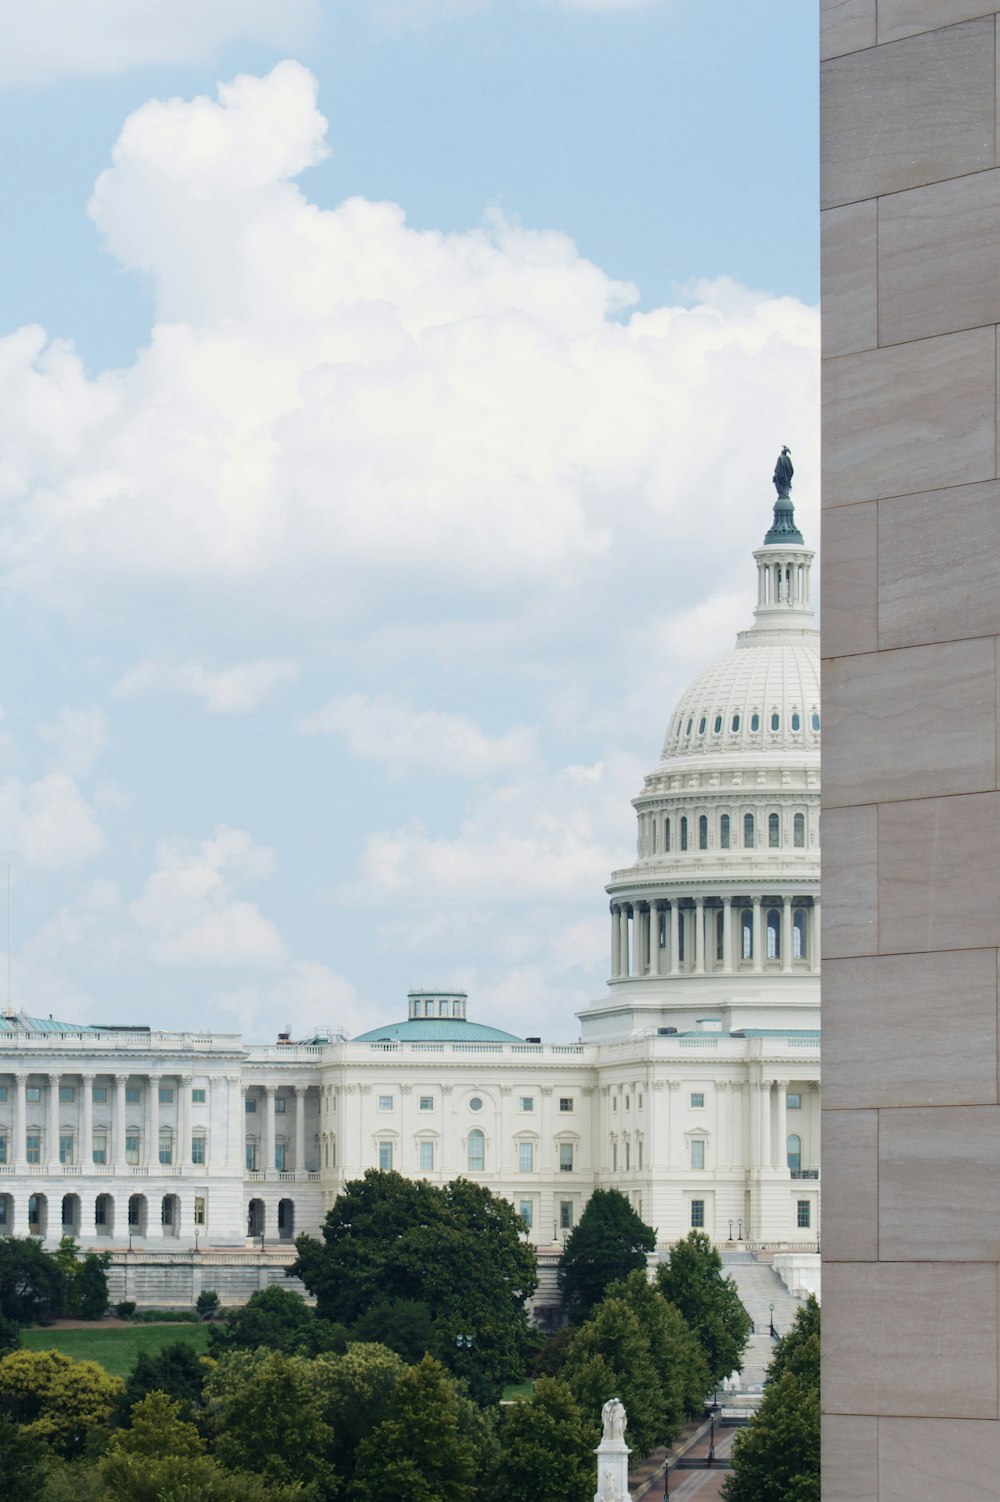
[
  {"xmin": 769, "ymin": 812, "xmax": 780, "ymax": 848},
  {"xmin": 767, "ymin": 909, "xmax": 781, "ymax": 959},
  {"xmin": 714, "ymin": 715, "xmax": 722, "ymax": 733},
  {"xmin": 612, "ymin": 1140, "xmax": 617, "ymax": 1172},
  {"xmin": 750, "ymin": 712, "xmax": 760, "ymax": 732},
  {"xmin": 664, "ymin": 817, "xmax": 671, "ymax": 852},
  {"xmin": 732, "ymin": 714, "xmax": 741, "ymax": 732},
  {"xmin": 720, "ymin": 814, "xmax": 730, "ymax": 849},
  {"xmin": 791, "ymin": 711, "xmax": 801, "ymax": 731},
  {"xmin": 699, "ymin": 815, "xmax": 708, "ymax": 850},
  {"xmin": 771, "ymin": 712, "xmax": 780, "ymax": 731},
  {"xmin": 686, "ymin": 718, "xmax": 693, "ymax": 736},
  {"xmin": 680, "ymin": 817, "xmax": 688, "ymax": 851},
  {"xmin": 716, "ymin": 910, "xmax": 724, "ymax": 961},
  {"xmin": 741, "ymin": 909, "xmax": 753, "ymax": 960},
  {"xmin": 794, "ymin": 909, "xmax": 808, "ymax": 960},
  {"xmin": 638, "ymin": 1139, "xmax": 643, "ymax": 1170},
  {"xmin": 794, "ymin": 812, "xmax": 805, "ymax": 848},
  {"xmin": 698, "ymin": 717, "xmax": 707, "ymax": 734},
  {"xmin": 787, "ymin": 1134, "xmax": 802, "ymax": 1173},
  {"xmin": 678, "ymin": 911, "xmax": 686, "ymax": 963},
  {"xmin": 625, "ymin": 1140, "xmax": 631, "ymax": 1170},
  {"xmin": 811, "ymin": 712, "xmax": 820, "ymax": 731},
  {"xmin": 467, "ymin": 1129, "xmax": 485, "ymax": 1172},
  {"xmin": 651, "ymin": 820, "xmax": 657, "ymax": 854},
  {"xmin": 743, "ymin": 813, "xmax": 755, "ymax": 848}
]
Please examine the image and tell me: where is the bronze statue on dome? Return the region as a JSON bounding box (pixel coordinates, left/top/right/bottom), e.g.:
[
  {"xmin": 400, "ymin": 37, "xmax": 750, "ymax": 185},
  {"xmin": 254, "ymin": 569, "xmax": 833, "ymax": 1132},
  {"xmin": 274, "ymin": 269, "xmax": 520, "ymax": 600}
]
[{"xmin": 773, "ymin": 446, "xmax": 793, "ymax": 499}]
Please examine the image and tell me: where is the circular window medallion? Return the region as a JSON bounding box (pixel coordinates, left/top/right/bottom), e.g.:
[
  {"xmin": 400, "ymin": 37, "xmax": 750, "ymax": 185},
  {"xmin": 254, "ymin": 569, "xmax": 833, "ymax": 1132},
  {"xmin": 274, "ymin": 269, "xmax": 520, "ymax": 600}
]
[{"xmin": 469, "ymin": 1097, "xmax": 483, "ymax": 1112}]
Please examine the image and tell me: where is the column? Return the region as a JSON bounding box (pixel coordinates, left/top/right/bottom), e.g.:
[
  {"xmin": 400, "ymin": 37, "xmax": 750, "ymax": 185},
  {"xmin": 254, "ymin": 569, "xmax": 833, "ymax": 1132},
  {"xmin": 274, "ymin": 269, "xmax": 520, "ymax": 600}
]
[
  {"xmin": 721, "ymin": 896, "xmax": 733, "ymax": 974},
  {"xmin": 730, "ymin": 1082, "xmax": 743, "ymax": 1171},
  {"xmin": 47, "ymin": 1073, "xmax": 60, "ymax": 1169},
  {"xmin": 649, "ymin": 903, "xmax": 660, "ymax": 977},
  {"xmin": 13, "ymin": 1073, "xmax": 26, "ymax": 1167},
  {"xmin": 775, "ymin": 1080, "xmax": 788, "ymax": 1171},
  {"xmin": 180, "ymin": 1075, "xmax": 192, "ymax": 1169},
  {"xmin": 114, "ymin": 1075, "xmax": 128, "ymax": 1168},
  {"xmin": 638, "ymin": 906, "xmax": 648, "ymax": 976},
  {"xmin": 694, "ymin": 897, "xmax": 705, "ymax": 975},
  {"xmin": 781, "ymin": 897, "xmax": 794, "ymax": 973},
  {"xmin": 265, "ymin": 1085, "xmax": 277, "ymax": 1174},
  {"xmin": 619, "ymin": 905, "xmax": 630, "ymax": 978},
  {"xmin": 666, "ymin": 1082, "xmax": 680, "ymax": 1169},
  {"xmin": 751, "ymin": 897, "xmax": 763, "ymax": 973},
  {"xmin": 294, "ymin": 1086, "xmax": 307, "ymax": 1176},
  {"xmin": 716, "ymin": 1082, "xmax": 729, "ymax": 1169},
  {"xmin": 670, "ymin": 903, "xmax": 681, "ymax": 973},
  {"xmin": 611, "ymin": 905, "xmax": 621, "ymax": 978},
  {"xmin": 227, "ymin": 1076, "xmax": 243, "ymax": 1171},
  {"xmin": 759, "ymin": 1081, "xmax": 771, "ymax": 1170},
  {"xmin": 148, "ymin": 1076, "xmax": 160, "ymax": 1167},
  {"xmin": 811, "ymin": 899, "xmax": 821, "ymax": 973},
  {"xmin": 81, "ymin": 1074, "xmax": 94, "ymax": 1169}
]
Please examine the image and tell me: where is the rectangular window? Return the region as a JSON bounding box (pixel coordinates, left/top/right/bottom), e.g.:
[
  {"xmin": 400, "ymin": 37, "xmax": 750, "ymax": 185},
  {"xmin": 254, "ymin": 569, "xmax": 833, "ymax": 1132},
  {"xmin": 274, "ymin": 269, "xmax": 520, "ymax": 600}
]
[
  {"xmin": 419, "ymin": 1096, "xmax": 434, "ymax": 1111},
  {"xmin": 192, "ymin": 1088, "xmax": 206, "ymax": 1104},
  {"xmin": 518, "ymin": 1199, "xmax": 533, "ymax": 1229},
  {"xmin": 559, "ymin": 1143, "xmax": 574, "ymax": 1172},
  {"xmin": 161, "ymin": 1198, "xmax": 174, "ymax": 1226},
  {"xmin": 690, "ymin": 1140, "xmax": 705, "ymax": 1170},
  {"xmin": 0, "ymin": 1086, "xmax": 7, "ymax": 1102},
  {"xmin": 92, "ymin": 1134, "xmax": 107, "ymax": 1165},
  {"xmin": 59, "ymin": 1086, "xmax": 75, "ymax": 1102},
  {"xmin": 245, "ymin": 1097, "xmax": 257, "ymax": 1113},
  {"xmin": 25, "ymin": 1133, "xmax": 41, "ymax": 1164},
  {"xmin": 787, "ymin": 1093, "xmax": 801, "ymax": 1110},
  {"xmin": 274, "ymin": 1144, "xmax": 286, "ymax": 1172},
  {"xmin": 93, "ymin": 1086, "xmax": 107, "ymax": 1103},
  {"xmin": 159, "ymin": 1134, "xmax": 173, "ymax": 1165},
  {"xmin": 0, "ymin": 1199, "xmax": 8, "ymax": 1226},
  {"xmin": 519, "ymin": 1096, "xmax": 534, "ymax": 1113},
  {"xmin": 378, "ymin": 1141, "xmax": 393, "ymax": 1171},
  {"xmin": 559, "ymin": 1097, "xmax": 573, "ymax": 1113},
  {"xmin": 797, "ymin": 1200, "xmax": 811, "ymax": 1229},
  {"xmin": 26, "ymin": 1087, "xmax": 40, "ymax": 1103},
  {"xmin": 612, "ymin": 1097, "xmax": 618, "ymax": 1111},
  {"xmin": 125, "ymin": 1134, "xmax": 140, "ymax": 1165},
  {"xmin": 59, "ymin": 1134, "xmax": 74, "ymax": 1165},
  {"xmin": 245, "ymin": 1143, "xmax": 257, "ymax": 1171},
  {"xmin": 194, "ymin": 1197, "xmax": 206, "ymax": 1227},
  {"xmin": 0, "ymin": 1134, "xmax": 7, "ymax": 1165},
  {"xmin": 275, "ymin": 1097, "xmax": 286, "ymax": 1114},
  {"xmin": 94, "ymin": 1199, "xmax": 106, "ymax": 1226},
  {"xmin": 559, "ymin": 1200, "xmax": 574, "ymax": 1230},
  {"xmin": 126, "ymin": 1087, "xmax": 141, "ymax": 1103},
  {"xmin": 690, "ymin": 1092, "xmax": 705, "ymax": 1108},
  {"xmin": 691, "ymin": 1199, "xmax": 705, "ymax": 1228},
  {"xmin": 191, "ymin": 1136, "xmax": 206, "ymax": 1165},
  {"xmin": 378, "ymin": 1095, "xmax": 394, "ymax": 1112},
  {"xmin": 519, "ymin": 1141, "xmax": 534, "ymax": 1173},
  {"xmin": 159, "ymin": 1087, "xmax": 174, "ymax": 1104},
  {"xmin": 419, "ymin": 1141, "xmax": 434, "ymax": 1172}
]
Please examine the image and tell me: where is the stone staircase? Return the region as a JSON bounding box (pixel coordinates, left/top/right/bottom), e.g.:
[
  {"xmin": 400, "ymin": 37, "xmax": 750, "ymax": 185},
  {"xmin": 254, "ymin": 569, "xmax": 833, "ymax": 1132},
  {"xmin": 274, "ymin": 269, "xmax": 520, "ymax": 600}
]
[{"xmin": 720, "ymin": 1253, "xmax": 803, "ymax": 1389}]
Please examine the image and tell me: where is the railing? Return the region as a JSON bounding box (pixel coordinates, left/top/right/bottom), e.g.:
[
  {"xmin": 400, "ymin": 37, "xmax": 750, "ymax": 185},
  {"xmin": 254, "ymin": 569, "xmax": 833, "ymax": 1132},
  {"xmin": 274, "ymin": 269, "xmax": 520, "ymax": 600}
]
[
  {"xmin": 790, "ymin": 1169, "xmax": 819, "ymax": 1179},
  {"xmin": 0, "ymin": 1031, "xmax": 242, "ymax": 1050}
]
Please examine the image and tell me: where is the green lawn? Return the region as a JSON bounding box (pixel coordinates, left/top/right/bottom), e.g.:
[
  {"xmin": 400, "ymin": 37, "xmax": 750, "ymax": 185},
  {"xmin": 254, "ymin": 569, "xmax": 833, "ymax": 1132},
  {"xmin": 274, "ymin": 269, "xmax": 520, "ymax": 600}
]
[
  {"xmin": 21, "ymin": 1323, "xmax": 212, "ymax": 1378},
  {"xmin": 501, "ymin": 1379, "xmax": 534, "ymax": 1401}
]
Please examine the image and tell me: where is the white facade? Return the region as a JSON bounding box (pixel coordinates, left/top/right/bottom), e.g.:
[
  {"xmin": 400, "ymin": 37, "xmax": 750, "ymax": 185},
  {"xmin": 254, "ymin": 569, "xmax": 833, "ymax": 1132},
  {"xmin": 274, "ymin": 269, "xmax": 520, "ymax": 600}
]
[{"xmin": 0, "ymin": 487, "xmax": 820, "ymax": 1260}]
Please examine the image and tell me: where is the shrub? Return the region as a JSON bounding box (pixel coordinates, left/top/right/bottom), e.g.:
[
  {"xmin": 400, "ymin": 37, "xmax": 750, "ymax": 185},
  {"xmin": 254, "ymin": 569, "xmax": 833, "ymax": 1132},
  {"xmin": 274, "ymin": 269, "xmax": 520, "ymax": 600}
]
[{"xmin": 115, "ymin": 1301, "xmax": 137, "ymax": 1320}]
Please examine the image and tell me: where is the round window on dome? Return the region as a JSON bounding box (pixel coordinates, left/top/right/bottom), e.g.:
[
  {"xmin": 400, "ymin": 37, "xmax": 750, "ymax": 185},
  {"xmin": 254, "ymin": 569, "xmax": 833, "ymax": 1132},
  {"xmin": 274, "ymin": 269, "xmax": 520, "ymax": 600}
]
[
  {"xmin": 731, "ymin": 714, "xmax": 740, "ymax": 732},
  {"xmin": 469, "ymin": 1097, "xmax": 483, "ymax": 1112},
  {"xmin": 698, "ymin": 717, "xmax": 707, "ymax": 734},
  {"xmin": 713, "ymin": 716, "xmax": 722, "ymax": 733},
  {"xmin": 750, "ymin": 713, "xmax": 760, "ymax": 732},
  {"xmin": 791, "ymin": 712, "xmax": 801, "ymax": 731}
]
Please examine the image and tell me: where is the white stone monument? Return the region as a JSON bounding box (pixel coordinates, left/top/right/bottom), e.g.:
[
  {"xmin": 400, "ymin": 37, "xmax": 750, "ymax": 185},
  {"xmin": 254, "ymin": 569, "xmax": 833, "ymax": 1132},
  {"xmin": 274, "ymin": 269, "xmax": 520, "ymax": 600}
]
[{"xmin": 594, "ymin": 1398, "xmax": 631, "ymax": 1502}]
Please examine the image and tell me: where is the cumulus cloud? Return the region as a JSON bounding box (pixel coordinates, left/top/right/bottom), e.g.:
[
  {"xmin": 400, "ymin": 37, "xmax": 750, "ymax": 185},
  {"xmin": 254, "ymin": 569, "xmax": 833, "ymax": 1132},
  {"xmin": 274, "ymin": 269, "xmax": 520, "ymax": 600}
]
[
  {"xmin": 213, "ymin": 960, "xmax": 375, "ymax": 1042},
  {"xmin": 301, "ymin": 693, "xmax": 538, "ymax": 777},
  {"xmin": 129, "ymin": 825, "xmax": 287, "ymax": 967},
  {"xmin": 0, "ymin": 773, "xmax": 105, "ymax": 869},
  {"xmin": 0, "ymin": 62, "xmax": 818, "ymax": 619},
  {"xmin": 0, "ymin": 0, "xmax": 318, "ymax": 86},
  {"xmin": 38, "ymin": 707, "xmax": 107, "ymax": 776},
  {"xmin": 114, "ymin": 658, "xmax": 299, "ymax": 713}
]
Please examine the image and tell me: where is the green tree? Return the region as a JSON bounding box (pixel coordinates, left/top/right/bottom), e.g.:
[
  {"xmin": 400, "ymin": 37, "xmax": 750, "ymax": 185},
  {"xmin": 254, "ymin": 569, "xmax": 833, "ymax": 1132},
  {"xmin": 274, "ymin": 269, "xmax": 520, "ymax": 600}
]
[
  {"xmin": 314, "ymin": 1341, "xmax": 404, "ymax": 1482},
  {"xmin": 0, "ymin": 1238, "xmax": 65, "ymax": 1325},
  {"xmin": 351, "ymin": 1299, "xmax": 435, "ymax": 1363},
  {"xmin": 0, "ymin": 1413, "xmax": 46, "ymax": 1502},
  {"xmin": 118, "ymin": 1338, "xmax": 208, "ymax": 1423},
  {"xmin": 558, "ymin": 1189, "xmax": 656, "ymax": 1322},
  {"xmin": 560, "ymin": 1297, "xmax": 664, "ymax": 1458},
  {"xmin": 484, "ymin": 1377, "xmax": 593, "ymax": 1502},
  {"xmin": 722, "ymin": 1297, "xmax": 820, "ymax": 1502},
  {"xmin": 208, "ymin": 1285, "xmax": 346, "ymax": 1358},
  {"xmin": 203, "ymin": 1348, "xmax": 336, "ymax": 1495},
  {"xmin": 0, "ymin": 1316, "xmax": 21, "ymax": 1358},
  {"xmin": 0, "ymin": 1348, "xmax": 124, "ymax": 1458},
  {"xmin": 605, "ymin": 1269, "xmax": 710, "ymax": 1435},
  {"xmin": 352, "ymin": 1355, "xmax": 480, "ymax": 1502},
  {"xmin": 656, "ymin": 1232, "xmax": 752, "ymax": 1385},
  {"xmin": 76, "ymin": 1252, "xmax": 111, "ymax": 1320}
]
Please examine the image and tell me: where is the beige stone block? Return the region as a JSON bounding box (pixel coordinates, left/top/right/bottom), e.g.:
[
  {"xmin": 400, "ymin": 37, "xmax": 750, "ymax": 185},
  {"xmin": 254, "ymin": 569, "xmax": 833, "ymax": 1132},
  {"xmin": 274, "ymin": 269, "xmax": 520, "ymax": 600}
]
[
  {"xmin": 879, "ymin": 791, "xmax": 1000, "ymax": 952},
  {"xmin": 881, "ymin": 1106, "xmax": 1000, "ymax": 1260},
  {"xmin": 822, "ymin": 201, "xmax": 877, "ymax": 357},
  {"xmin": 823, "ymin": 1261, "xmax": 998, "ymax": 1417},
  {"xmin": 879, "ymin": 1, "xmax": 1000, "ymax": 44},
  {"xmin": 822, "ymin": 19, "xmax": 995, "ymax": 208},
  {"xmin": 879, "ymin": 479, "xmax": 1000, "ymax": 649},
  {"xmin": 824, "ymin": 639, "xmax": 997, "ymax": 806},
  {"xmin": 820, "ymin": 804, "xmax": 878, "ymax": 958},
  {"xmin": 820, "ymin": 1110, "xmax": 878, "ymax": 1260},
  {"xmin": 821, "ymin": 0, "xmax": 876, "ymax": 60},
  {"xmin": 823, "ymin": 328, "xmax": 995, "ymax": 506},
  {"xmin": 823, "ymin": 950, "xmax": 998, "ymax": 1109},
  {"xmin": 879, "ymin": 170, "xmax": 1000, "ymax": 345},
  {"xmin": 821, "ymin": 502, "xmax": 877, "ymax": 658},
  {"xmin": 879, "ymin": 1417, "xmax": 1000, "ymax": 1502},
  {"xmin": 821, "ymin": 1414, "xmax": 878, "ymax": 1502}
]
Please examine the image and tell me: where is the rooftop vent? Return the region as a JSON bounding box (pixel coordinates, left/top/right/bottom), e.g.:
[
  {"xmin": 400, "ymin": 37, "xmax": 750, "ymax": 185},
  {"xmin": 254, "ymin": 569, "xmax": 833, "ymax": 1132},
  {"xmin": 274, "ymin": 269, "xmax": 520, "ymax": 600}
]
[
  {"xmin": 657, "ymin": 1026, "xmax": 678, "ymax": 1035},
  {"xmin": 525, "ymin": 1036, "xmax": 541, "ymax": 1043}
]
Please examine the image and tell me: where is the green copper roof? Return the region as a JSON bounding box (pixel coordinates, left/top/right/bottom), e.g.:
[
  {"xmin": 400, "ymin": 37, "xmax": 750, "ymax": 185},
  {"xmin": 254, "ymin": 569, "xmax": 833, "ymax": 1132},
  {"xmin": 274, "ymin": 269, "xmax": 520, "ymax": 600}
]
[
  {"xmin": 763, "ymin": 496, "xmax": 804, "ymax": 546},
  {"xmin": 353, "ymin": 1017, "xmax": 524, "ymax": 1043},
  {"xmin": 0, "ymin": 1011, "xmax": 102, "ymax": 1034}
]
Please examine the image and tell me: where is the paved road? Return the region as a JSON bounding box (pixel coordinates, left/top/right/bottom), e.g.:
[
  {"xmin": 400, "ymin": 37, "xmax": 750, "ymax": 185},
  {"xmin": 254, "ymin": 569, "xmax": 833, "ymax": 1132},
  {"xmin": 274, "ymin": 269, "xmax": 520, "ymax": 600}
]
[{"xmin": 661, "ymin": 1425, "xmax": 737, "ymax": 1502}]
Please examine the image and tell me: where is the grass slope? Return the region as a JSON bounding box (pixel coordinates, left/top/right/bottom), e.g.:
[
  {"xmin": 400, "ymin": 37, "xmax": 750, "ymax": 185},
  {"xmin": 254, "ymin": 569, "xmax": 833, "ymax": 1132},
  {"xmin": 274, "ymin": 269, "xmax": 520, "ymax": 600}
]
[{"xmin": 21, "ymin": 1323, "xmax": 212, "ymax": 1378}]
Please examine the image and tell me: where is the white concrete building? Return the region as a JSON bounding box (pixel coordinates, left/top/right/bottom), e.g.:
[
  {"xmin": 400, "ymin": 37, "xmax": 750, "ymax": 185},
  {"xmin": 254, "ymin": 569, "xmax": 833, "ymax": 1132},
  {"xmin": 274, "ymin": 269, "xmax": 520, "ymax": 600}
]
[{"xmin": 0, "ymin": 480, "xmax": 819, "ymax": 1277}]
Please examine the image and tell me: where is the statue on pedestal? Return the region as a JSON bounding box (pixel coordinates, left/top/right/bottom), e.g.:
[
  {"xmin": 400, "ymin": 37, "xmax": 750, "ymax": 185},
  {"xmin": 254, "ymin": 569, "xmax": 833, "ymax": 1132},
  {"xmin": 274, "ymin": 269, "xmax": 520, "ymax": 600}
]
[
  {"xmin": 594, "ymin": 1398, "xmax": 631, "ymax": 1502},
  {"xmin": 601, "ymin": 1399, "xmax": 627, "ymax": 1445}
]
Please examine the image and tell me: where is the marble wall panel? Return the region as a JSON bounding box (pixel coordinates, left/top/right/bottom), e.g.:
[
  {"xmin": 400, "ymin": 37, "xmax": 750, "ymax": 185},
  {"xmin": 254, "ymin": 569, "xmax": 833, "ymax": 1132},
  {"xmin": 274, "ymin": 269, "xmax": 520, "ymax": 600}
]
[
  {"xmin": 821, "ymin": 501, "xmax": 877, "ymax": 658},
  {"xmin": 878, "ymin": 1, "xmax": 1000, "ymax": 43},
  {"xmin": 878, "ymin": 791, "xmax": 1000, "ymax": 952},
  {"xmin": 878, "ymin": 479, "xmax": 1000, "ymax": 649},
  {"xmin": 879, "ymin": 1416, "xmax": 1000, "ymax": 1502},
  {"xmin": 880, "ymin": 1105, "xmax": 1000, "ymax": 1259},
  {"xmin": 822, "ymin": 201, "xmax": 878, "ymax": 357},
  {"xmin": 821, "ymin": 1414, "xmax": 878, "ymax": 1502},
  {"xmin": 821, "ymin": 1109, "xmax": 878, "ymax": 1261},
  {"xmin": 821, "ymin": 0, "xmax": 876, "ymax": 59},
  {"xmin": 821, "ymin": 804, "xmax": 878, "ymax": 958}
]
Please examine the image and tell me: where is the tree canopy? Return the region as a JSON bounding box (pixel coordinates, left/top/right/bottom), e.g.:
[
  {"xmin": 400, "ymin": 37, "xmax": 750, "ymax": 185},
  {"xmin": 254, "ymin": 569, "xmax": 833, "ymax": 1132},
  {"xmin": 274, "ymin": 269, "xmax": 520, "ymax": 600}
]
[
  {"xmin": 352, "ymin": 1355, "xmax": 481, "ymax": 1502},
  {"xmin": 208, "ymin": 1285, "xmax": 346, "ymax": 1358},
  {"xmin": 560, "ymin": 1296, "xmax": 665, "ymax": 1458},
  {"xmin": 604, "ymin": 1269, "xmax": 710, "ymax": 1436},
  {"xmin": 484, "ymin": 1377, "xmax": 593, "ymax": 1502},
  {"xmin": 722, "ymin": 1296, "xmax": 820, "ymax": 1502},
  {"xmin": 0, "ymin": 1239, "xmax": 65, "ymax": 1326},
  {"xmin": 557, "ymin": 1189, "xmax": 656, "ymax": 1322},
  {"xmin": 656, "ymin": 1231, "xmax": 752, "ymax": 1384},
  {"xmin": 0, "ymin": 1348, "xmax": 123, "ymax": 1458}
]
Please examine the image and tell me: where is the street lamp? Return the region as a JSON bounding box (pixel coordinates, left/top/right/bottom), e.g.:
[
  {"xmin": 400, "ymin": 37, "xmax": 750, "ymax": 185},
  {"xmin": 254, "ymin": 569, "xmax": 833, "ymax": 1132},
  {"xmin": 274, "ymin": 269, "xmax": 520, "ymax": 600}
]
[
  {"xmin": 769, "ymin": 1302, "xmax": 776, "ymax": 1338},
  {"xmin": 737, "ymin": 1216, "xmax": 743, "ymax": 1240},
  {"xmin": 707, "ymin": 1386, "xmax": 719, "ymax": 1467},
  {"xmin": 455, "ymin": 1332, "xmax": 474, "ymax": 1350},
  {"xmin": 663, "ymin": 1459, "xmax": 669, "ymax": 1498}
]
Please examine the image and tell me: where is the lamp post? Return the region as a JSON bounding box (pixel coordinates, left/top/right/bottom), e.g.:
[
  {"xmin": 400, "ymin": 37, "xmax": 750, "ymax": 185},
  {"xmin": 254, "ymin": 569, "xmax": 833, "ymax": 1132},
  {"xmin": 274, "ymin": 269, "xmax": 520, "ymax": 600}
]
[
  {"xmin": 707, "ymin": 1386, "xmax": 719, "ymax": 1467},
  {"xmin": 737, "ymin": 1216, "xmax": 743, "ymax": 1240},
  {"xmin": 769, "ymin": 1301, "xmax": 776, "ymax": 1338},
  {"xmin": 728, "ymin": 1218, "xmax": 734, "ymax": 1241},
  {"xmin": 663, "ymin": 1459, "xmax": 669, "ymax": 1499}
]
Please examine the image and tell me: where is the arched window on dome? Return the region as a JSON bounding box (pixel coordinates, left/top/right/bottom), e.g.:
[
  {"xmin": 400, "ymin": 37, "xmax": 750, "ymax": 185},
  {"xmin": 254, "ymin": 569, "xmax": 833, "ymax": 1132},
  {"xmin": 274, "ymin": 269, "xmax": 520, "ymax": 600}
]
[
  {"xmin": 665, "ymin": 817, "xmax": 671, "ymax": 852},
  {"xmin": 714, "ymin": 715, "xmax": 722, "ymax": 734},
  {"xmin": 651, "ymin": 819, "xmax": 657, "ymax": 854},
  {"xmin": 698, "ymin": 717, "xmax": 707, "ymax": 735},
  {"xmin": 741, "ymin": 910, "xmax": 753, "ymax": 960},
  {"xmin": 467, "ymin": 1129, "xmax": 485, "ymax": 1172},
  {"xmin": 767, "ymin": 909, "xmax": 781, "ymax": 960},
  {"xmin": 811, "ymin": 711, "xmax": 820, "ymax": 731},
  {"xmin": 686, "ymin": 719, "xmax": 693, "ymax": 737},
  {"xmin": 750, "ymin": 712, "xmax": 760, "ymax": 732},
  {"xmin": 699, "ymin": 815, "xmax": 708, "ymax": 850},
  {"xmin": 771, "ymin": 712, "xmax": 780, "ymax": 731},
  {"xmin": 794, "ymin": 909, "xmax": 808, "ymax": 960},
  {"xmin": 743, "ymin": 813, "xmax": 755, "ymax": 849},
  {"xmin": 794, "ymin": 813, "xmax": 805, "ymax": 848},
  {"xmin": 791, "ymin": 711, "xmax": 801, "ymax": 731},
  {"xmin": 731, "ymin": 714, "xmax": 740, "ymax": 733},
  {"xmin": 720, "ymin": 814, "xmax": 731, "ymax": 849},
  {"xmin": 716, "ymin": 910, "xmax": 724, "ymax": 962},
  {"xmin": 787, "ymin": 1134, "xmax": 802, "ymax": 1173},
  {"xmin": 680, "ymin": 817, "xmax": 688, "ymax": 851},
  {"xmin": 769, "ymin": 813, "xmax": 780, "ymax": 848}
]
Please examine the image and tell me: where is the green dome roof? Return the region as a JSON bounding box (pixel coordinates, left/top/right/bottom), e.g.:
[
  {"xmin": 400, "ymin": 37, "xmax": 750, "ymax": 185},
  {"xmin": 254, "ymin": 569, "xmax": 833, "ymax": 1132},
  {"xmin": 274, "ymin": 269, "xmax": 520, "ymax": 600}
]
[{"xmin": 353, "ymin": 1017, "xmax": 524, "ymax": 1044}]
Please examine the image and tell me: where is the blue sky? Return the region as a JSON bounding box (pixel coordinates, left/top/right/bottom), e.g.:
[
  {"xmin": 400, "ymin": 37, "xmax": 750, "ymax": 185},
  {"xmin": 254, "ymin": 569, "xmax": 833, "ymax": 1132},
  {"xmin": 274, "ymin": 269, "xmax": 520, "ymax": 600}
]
[{"xmin": 0, "ymin": 0, "xmax": 818, "ymax": 1041}]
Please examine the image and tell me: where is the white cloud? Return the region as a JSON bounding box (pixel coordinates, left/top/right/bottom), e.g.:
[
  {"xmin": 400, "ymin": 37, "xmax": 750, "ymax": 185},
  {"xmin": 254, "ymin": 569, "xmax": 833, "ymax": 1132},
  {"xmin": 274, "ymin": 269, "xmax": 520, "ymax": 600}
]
[
  {"xmin": 114, "ymin": 658, "xmax": 299, "ymax": 713},
  {"xmin": 213, "ymin": 960, "xmax": 375, "ymax": 1042},
  {"xmin": 38, "ymin": 707, "xmax": 107, "ymax": 775},
  {"xmin": 129, "ymin": 825, "xmax": 287, "ymax": 967},
  {"xmin": 0, "ymin": 0, "xmax": 318, "ymax": 86},
  {"xmin": 0, "ymin": 773, "xmax": 105, "ymax": 870},
  {"xmin": 0, "ymin": 63, "xmax": 818, "ymax": 620},
  {"xmin": 301, "ymin": 693, "xmax": 538, "ymax": 777}
]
